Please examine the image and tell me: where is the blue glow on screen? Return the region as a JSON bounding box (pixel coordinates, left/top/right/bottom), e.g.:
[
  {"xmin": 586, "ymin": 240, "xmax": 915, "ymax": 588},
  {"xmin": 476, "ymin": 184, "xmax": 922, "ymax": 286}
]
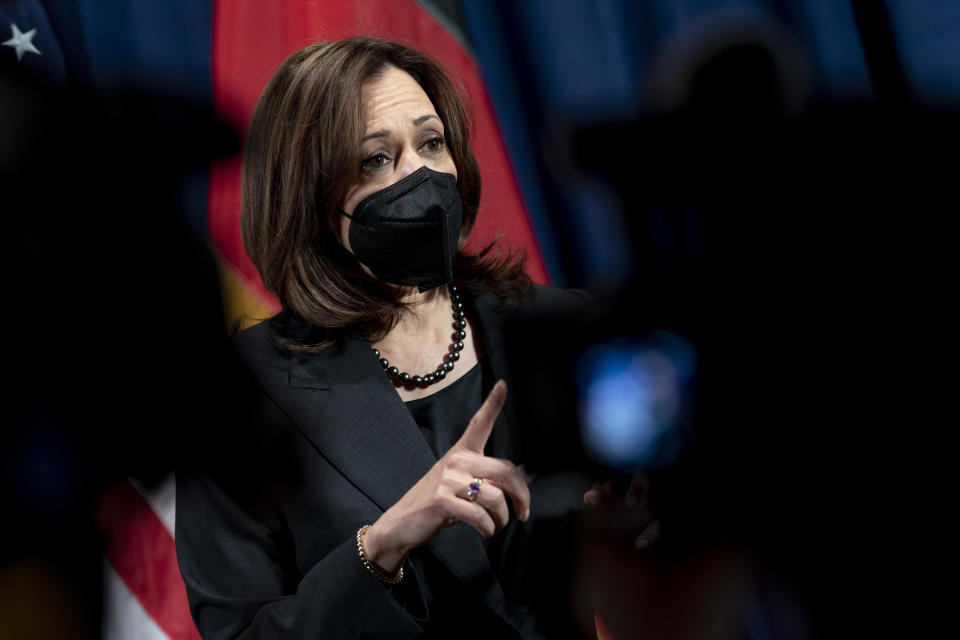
[{"xmin": 576, "ymin": 332, "xmax": 696, "ymax": 469}]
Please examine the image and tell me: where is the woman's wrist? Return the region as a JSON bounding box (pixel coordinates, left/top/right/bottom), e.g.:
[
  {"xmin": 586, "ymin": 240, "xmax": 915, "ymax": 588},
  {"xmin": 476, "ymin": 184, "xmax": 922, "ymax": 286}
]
[{"xmin": 363, "ymin": 520, "xmax": 407, "ymax": 575}]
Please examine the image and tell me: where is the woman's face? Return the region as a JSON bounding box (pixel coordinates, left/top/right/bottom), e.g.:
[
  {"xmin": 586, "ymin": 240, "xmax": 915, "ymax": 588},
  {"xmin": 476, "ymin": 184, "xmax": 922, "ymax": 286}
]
[{"xmin": 339, "ymin": 66, "xmax": 458, "ymax": 251}]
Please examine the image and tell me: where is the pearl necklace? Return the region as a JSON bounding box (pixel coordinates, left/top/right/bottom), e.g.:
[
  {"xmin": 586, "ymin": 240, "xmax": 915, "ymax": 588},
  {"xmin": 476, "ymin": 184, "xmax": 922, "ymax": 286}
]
[{"xmin": 374, "ymin": 284, "xmax": 467, "ymax": 388}]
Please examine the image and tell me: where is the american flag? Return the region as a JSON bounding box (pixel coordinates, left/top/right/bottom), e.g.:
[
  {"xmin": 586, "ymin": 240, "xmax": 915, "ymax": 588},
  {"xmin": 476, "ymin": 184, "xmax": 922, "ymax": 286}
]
[{"xmin": 98, "ymin": 475, "xmax": 198, "ymax": 640}]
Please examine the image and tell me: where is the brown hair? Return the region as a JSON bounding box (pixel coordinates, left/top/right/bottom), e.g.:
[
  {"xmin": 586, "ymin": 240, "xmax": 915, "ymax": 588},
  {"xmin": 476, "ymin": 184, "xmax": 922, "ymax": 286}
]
[{"xmin": 241, "ymin": 37, "xmax": 531, "ymax": 351}]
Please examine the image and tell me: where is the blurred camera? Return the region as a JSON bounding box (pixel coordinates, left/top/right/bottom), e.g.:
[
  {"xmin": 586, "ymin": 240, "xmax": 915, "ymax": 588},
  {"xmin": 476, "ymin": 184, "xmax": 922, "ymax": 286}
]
[{"xmin": 503, "ymin": 286, "xmax": 697, "ymax": 475}]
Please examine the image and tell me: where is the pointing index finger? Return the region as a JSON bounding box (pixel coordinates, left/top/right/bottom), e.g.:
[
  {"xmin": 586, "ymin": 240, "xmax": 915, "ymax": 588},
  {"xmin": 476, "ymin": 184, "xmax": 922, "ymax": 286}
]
[{"xmin": 457, "ymin": 380, "xmax": 507, "ymax": 453}]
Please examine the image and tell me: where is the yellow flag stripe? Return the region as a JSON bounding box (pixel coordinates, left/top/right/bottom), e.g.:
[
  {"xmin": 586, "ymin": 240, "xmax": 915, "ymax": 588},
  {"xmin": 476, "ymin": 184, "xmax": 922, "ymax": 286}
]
[{"xmin": 212, "ymin": 248, "xmax": 279, "ymax": 335}]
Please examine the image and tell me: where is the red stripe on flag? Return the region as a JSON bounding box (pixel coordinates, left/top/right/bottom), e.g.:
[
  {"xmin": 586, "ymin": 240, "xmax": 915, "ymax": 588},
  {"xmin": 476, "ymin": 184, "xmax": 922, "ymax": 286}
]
[
  {"xmin": 209, "ymin": 0, "xmax": 549, "ymax": 314},
  {"xmin": 97, "ymin": 480, "xmax": 202, "ymax": 640}
]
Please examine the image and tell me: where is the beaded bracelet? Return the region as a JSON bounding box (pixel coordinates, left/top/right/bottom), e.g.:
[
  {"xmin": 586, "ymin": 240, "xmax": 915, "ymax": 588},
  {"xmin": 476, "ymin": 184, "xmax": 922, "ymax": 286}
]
[{"xmin": 356, "ymin": 525, "xmax": 404, "ymax": 585}]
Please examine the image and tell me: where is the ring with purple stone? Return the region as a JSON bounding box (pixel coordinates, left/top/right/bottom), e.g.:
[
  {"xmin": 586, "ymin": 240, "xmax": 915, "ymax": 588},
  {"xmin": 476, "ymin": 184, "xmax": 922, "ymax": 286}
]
[{"xmin": 465, "ymin": 477, "xmax": 484, "ymax": 502}]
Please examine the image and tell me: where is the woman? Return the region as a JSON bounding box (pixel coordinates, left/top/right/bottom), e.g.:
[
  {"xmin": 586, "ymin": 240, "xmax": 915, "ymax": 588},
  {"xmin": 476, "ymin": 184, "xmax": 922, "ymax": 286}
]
[{"xmin": 176, "ymin": 37, "xmax": 646, "ymax": 639}]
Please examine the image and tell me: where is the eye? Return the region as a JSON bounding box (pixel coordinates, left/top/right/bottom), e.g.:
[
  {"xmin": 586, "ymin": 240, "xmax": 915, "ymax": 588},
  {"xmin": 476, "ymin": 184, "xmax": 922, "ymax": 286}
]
[
  {"xmin": 361, "ymin": 152, "xmax": 390, "ymax": 170},
  {"xmin": 422, "ymin": 136, "xmax": 445, "ymax": 153}
]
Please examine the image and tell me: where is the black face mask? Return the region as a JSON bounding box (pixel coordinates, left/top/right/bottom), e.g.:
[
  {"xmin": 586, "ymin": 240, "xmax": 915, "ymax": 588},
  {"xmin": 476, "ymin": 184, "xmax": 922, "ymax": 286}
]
[{"xmin": 341, "ymin": 166, "xmax": 462, "ymax": 292}]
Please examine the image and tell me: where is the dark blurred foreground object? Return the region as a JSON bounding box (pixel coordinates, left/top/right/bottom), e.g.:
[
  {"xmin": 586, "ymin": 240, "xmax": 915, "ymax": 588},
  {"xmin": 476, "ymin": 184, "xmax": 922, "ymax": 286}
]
[
  {"xmin": 503, "ymin": 26, "xmax": 953, "ymax": 639},
  {"xmin": 0, "ymin": 72, "xmax": 248, "ymax": 638}
]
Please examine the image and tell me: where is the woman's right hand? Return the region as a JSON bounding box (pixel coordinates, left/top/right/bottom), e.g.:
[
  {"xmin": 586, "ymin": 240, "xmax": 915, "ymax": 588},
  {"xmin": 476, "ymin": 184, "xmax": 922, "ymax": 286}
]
[{"xmin": 362, "ymin": 380, "xmax": 531, "ymax": 575}]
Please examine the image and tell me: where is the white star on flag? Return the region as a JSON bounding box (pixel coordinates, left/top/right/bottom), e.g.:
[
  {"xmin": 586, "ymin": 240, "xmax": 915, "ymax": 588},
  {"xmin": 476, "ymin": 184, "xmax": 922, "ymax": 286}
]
[{"xmin": 3, "ymin": 23, "xmax": 41, "ymax": 62}]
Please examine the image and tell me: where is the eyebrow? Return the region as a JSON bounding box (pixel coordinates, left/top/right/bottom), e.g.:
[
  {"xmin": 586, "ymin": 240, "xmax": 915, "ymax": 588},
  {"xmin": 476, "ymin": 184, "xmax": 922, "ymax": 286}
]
[
  {"xmin": 361, "ymin": 115, "xmax": 441, "ymax": 142},
  {"xmin": 362, "ymin": 130, "xmax": 390, "ymax": 142}
]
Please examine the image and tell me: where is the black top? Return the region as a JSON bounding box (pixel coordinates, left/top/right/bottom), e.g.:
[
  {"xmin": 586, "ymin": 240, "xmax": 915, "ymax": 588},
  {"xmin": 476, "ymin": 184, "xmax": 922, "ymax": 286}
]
[
  {"xmin": 399, "ymin": 360, "xmax": 531, "ymax": 636},
  {"xmin": 405, "ymin": 361, "xmax": 486, "ymax": 459}
]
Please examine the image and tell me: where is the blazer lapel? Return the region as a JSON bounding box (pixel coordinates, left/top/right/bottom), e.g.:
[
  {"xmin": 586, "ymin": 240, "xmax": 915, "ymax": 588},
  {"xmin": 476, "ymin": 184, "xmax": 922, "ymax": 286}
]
[
  {"xmin": 472, "ymin": 290, "xmax": 524, "ymax": 463},
  {"xmin": 281, "ymin": 336, "xmax": 516, "ymax": 629},
  {"xmin": 285, "ymin": 337, "xmax": 436, "ymax": 511}
]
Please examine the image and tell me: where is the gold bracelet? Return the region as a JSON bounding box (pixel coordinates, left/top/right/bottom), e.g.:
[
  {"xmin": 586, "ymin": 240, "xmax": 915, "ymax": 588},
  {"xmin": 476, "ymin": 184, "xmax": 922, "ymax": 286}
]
[{"xmin": 356, "ymin": 525, "xmax": 403, "ymax": 585}]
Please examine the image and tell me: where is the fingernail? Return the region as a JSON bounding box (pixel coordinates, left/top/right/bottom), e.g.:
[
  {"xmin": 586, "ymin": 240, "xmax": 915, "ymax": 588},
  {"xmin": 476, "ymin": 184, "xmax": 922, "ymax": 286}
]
[
  {"xmin": 635, "ymin": 537, "xmax": 649, "ymax": 550},
  {"xmin": 522, "ymin": 508, "xmax": 530, "ymax": 521}
]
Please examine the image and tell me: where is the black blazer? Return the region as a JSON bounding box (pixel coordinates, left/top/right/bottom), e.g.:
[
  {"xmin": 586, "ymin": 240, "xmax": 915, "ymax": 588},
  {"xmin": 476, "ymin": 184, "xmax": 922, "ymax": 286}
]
[{"xmin": 175, "ymin": 285, "xmax": 592, "ymax": 639}]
